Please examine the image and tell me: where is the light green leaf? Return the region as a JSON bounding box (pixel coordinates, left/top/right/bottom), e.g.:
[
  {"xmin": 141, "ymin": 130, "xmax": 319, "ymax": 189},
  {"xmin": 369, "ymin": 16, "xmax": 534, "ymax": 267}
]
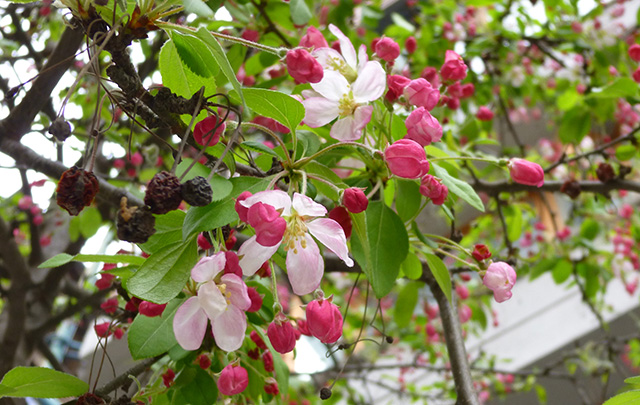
[
  {"xmin": 38, "ymin": 253, "xmax": 145, "ymax": 269},
  {"xmin": 159, "ymin": 40, "xmax": 216, "ymax": 99},
  {"xmin": 552, "ymin": 259, "xmax": 572, "ymax": 284},
  {"xmin": 424, "ymin": 253, "xmax": 452, "ymax": 303},
  {"xmin": 141, "ymin": 210, "xmax": 186, "ymax": 254},
  {"xmin": 603, "ymin": 390, "xmax": 640, "ymax": 405},
  {"xmin": 128, "ymin": 299, "xmax": 183, "ymax": 359},
  {"xmin": 559, "ymin": 106, "xmax": 591, "ymax": 143},
  {"xmin": 402, "ymin": 252, "xmax": 423, "ymax": 280},
  {"xmin": 289, "ymin": 0, "xmax": 312, "ymax": 25},
  {"xmin": 504, "ymin": 205, "xmax": 523, "ymax": 242},
  {"xmin": 616, "ymin": 144, "xmax": 637, "ymax": 161},
  {"xmin": 182, "ymin": 0, "xmax": 215, "ymax": 17},
  {"xmin": 394, "ymin": 281, "xmax": 420, "ymax": 328},
  {"xmin": 233, "ymin": 88, "xmax": 304, "ymax": 132},
  {"xmin": 0, "ymin": 367, "xmax": 88, "ymax": 399},
  {"xmin": 625, "ymin": 376, "xmax": 640, "ymax": 385},
  {"xmin": 588, "ymin": 78, "xmax": 639, "ymax": 99},
  {"xmin": 432, "ymin": 164, "xmax": 484, "ymax": 212},
  {"xmin": 126, "ymin": 236, "xmax": 198, "ymax": 303},
  {"xmin": 79, "ymin": 207, "xmax": 102, "ymax": 239},
  {"xmin": 241, "ymin": 140, "xmax": 281, "ymax": 158}
]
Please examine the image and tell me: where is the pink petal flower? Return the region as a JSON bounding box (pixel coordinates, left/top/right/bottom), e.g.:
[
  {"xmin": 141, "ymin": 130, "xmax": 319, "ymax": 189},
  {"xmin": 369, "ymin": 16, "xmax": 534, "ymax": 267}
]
[
  {"xmin": 238, "ymin": 235, "xmax": 281, "ymax": 276},
  {"xmin": 286, "ymin": 233, "xmax": 324, "ymax": 295},
  {"xmin": 173, "ymin": 296, "xmax": 208, "ymax": 350},
  {"xmin": 292, "ymin": 192, "xmax": 327, "ymax": 217},
  {"xmin": 221, "ymin": 274, "xmax": 251, "ymax": 311},
  {"xmin": 307, "ymin": 218, "xmax": 353, "ymax": 267},
  {"xmin": 330, "ymin": 105, "xmax": 372, "ymax": 141},
  {"xmin": 212, "ymin": 305, "xmax": 247, "ymax": 351},
  {"xmin": 191, "ymin": 253, "xmax": 226, "ymax": 283},
  {"xmin": 198, "ymin": 280, "xmax": 228, "ymax": 320}
]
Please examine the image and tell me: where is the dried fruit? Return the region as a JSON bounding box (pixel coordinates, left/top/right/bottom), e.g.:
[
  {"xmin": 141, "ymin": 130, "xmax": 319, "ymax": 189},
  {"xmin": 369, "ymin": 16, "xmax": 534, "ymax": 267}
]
[
  {"xmin": 560, "ymin": 179, "xmax": 581, "ymax": 199},
  {"xmin": 56, "ymin": 166, "xmax": 99, "ymax": 216},
  {"xmin": 49, "ymin": 117, "xmax": 72, "ymax": 142},
  {"xmin": 181, "ymin": 176, "xmax": 212, "ymax": 206},
  {"xmin": 596, "ymin": 163, "xmax": 615, "ymax": 183},
  {"xmin": 144, "ymin": 171, "xmax": 182, "ymax": 214},
  {"xmin": 117, "ymin": 197, "xmax": 156, "ymax": 243}
]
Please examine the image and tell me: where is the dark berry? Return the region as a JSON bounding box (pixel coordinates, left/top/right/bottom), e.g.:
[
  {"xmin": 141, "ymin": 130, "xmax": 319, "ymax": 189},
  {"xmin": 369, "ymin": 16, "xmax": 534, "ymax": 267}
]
[
  {"xmin": 56, "ymin": 166, "xmax": 99, "ymax": 216},
  {"xmin": 181, "ymin": 176, "xmax": 212, "ymax": 206},
  {"xmin": 77, "ymin": 393, "xmax": 105, "ymax": 405},
  {"xmin": 386, "ymin": 336, "xmax": 394, "ymax": 344},
  {"xmin": 49, "ymin": 117, "xmax": 72, "ymax": 142},
  {"xmin": 320, "ymin": 387, "xmax": 332, "ymax": 400},
  {"xmin": 144, "ymin": 171, "xmax": 182, "ymax": 214},
  {"xmin": 560, "ymin": 180, "xmax": 581, "ymax": 199},
  {"xmin": 117, "ymin": 197, "xmax": 156, "ymax": 243},
  {"xmin": 596, "ymin": 163, "xmax": 615, "ymax": 183},
  {"xmin": 619, "ymin": 164, "xmax": 632, "ymax": 179}
]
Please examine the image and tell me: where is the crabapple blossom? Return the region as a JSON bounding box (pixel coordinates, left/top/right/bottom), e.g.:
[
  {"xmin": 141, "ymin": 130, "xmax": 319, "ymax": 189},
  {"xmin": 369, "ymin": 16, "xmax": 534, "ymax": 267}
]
[
  {"xmin": 476, "ymin": 106, "xmax": 494, "ymax": 121},
  {"xmin": 629, "ymin": 44, "xmax": 640, "ymax": 61},
  {"xmin": 403, "ymin": 78, "xmax": 440, "ymax": 110},
  {"xmin": 405, "ymin": 36, "xmax": 417, "ymax": 54},
  {"xmin": 286, "ymin": 49, "xmax": 324, "ymax": 84},
  {"xmin": 300, "ymin": 26, "xmax": 328, "ymax": 49},
  {"xmin": 405, "ymin": 107, "xmax": 443, "ymax": 146},
  {"xmin": 374, "ymin": 37, "xmax": 400, "ymax": 62},
  {"xmin": 386, "ymin": 75, "xmax": 411, "ymax": 102},
  {"xmin": 138, "ymin": 301, "xmax": 166, "ymax": 317},
  {"xmin": 419, "ymin": 175, "xmax": 448, "ymax": 205},
  {"xmin": 173, "ymin": 253, "xmax": 251, "ymax": 352},
  {"xmin": 328, "ymin": 206, "xmax": 352, "ymax": 238},
  {"xmin": 193, "ymin": 116, "xmax": 225, "ymax": 147},
  {"xmin": 342, "ymin": 187, "xmax": 368, "ymax": 213},
  {"xmin": 217, "ymin": 364, "xmax": 249, "ymax": 396},
  {"xmin": 482, "ymin": 262, "xmax": 517, "ymax": 303},
  {"xmin": 267, "ymin": 313, "xmax": 297, "ymax": 354},
  {"xmin": 440, "ymin": 50, "xmax": 467, "ymax": 81},
  {"xmin": 306, "ymin": 297, "xmax": 343, "ymax": 344},
  {"xmin": 472, "ymin": 244, "xmax": 492, "ymax": 261},
  {"xmin": 237, "ymin": 190, "xmax": 353, "ymax": 295},
  {"xmin": 384, "ymin": 139, "xmax": 430, "ymax": 179},
  {"xmin": 508, "ymin": 158, "xmax": 545, "ymax": 187}
]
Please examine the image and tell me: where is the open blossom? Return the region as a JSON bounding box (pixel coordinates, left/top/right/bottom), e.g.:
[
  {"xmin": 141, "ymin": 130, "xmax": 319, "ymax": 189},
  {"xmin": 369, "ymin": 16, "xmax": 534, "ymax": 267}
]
[
  {"xmin": 173, "ymin": 253, "xmax": 251, "ymax": 352},
  {"xmin": 313, "ymin": 24, "xmax": 375, "ymax": 83},
  {"xmin": 482, "ymin": 262, "xmax": 516, "ymax": 303},
  {"xmin": 238, "ymin": 191, "xmax": 354, "ymax": 295}
]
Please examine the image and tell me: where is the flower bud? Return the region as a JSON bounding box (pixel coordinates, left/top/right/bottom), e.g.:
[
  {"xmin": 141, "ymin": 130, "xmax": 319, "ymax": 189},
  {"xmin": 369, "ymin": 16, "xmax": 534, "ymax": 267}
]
[
  {"xmin": 224, "ymin": 251, "xmax": 243, "ymax": 277},
  {"xmin": 198, "ymin": 354, "xmax": 212, "ymax": 370},
  {"xmin": 250, "ymin": 330, "xmax": 267, "ymax": 350},
  {"xmin": 482, "ymin": 262, "xmax": 516, "ymax": 303},
  {"xmin": 375, "ymin": 37, "xmax": 400, "ymax": 62},
  {"xmin": 138, "ymin": 301, "xmax": 166, "ymax": 317},
  {"xmin": 262, "ymin": 351, "xmax": 274, "ymax": 372},
  {"xmin": 630, "ymin": 44, "xmax": 640, "ymax": 62},
  {"xmin": 403, "ymin": 78, "xmax": 440, "ymax": 110},
  {"xmin": 385, "ymin": 139, "xmax": 430, "ymax": 179},
  {"xmin": 508, "ymin": 158, "xmax": 544, "ymax": 187},
  {"xmin": 247, "ymin": 202, "xmax": 287, "ymax": 246},
  {"xmin": 100, "ymin": 297, "xmax": 119, "ymax": 314},
  {"xmin": 300, "ymin": 26, "xmax": 328, "ymax": 49},
  {"xmin": 162, "ymin": 369, "xmax": 175, "ymax": 388},
  {"xmin": 306, "ymin": 298, "xmax": 343, "ymax": 344},
  {"xmin": 193, "ymin": 116, "xmax": 225, "ymax": 147},
  {"xmin": 633, "ymin": 67, "xmax": 640, "ymax": 84},
  {"xmin": 386, "ymin": 75, "xmax": 411, "ymax": 102},
  {"xmin": 476, "ymin": 106, "xmax": 494, "ymax": 121},
  {"xmin": 130, "ymin": 151, "xmax": 144, "ymax": 167},
  {"xmin": 471, "ymin": 244, "xmax": 491, "ymax": 261},
  {"xmin": 405, "ymin": 36, "xmax": 417, "ymax": 54},
  {"xmin": 420, "ymin": 66, "xmax": 440, "ymax": 87},
  {"xmin": 419, "ymin": 175, "xmax": 448, "ymax": 205},
  {"xmin": 235, "ymin": 191, "xmax": 253, "ymax": 223},
  {"xmin": 328, "ymin": 207, "xmax": 352, "ymax": 238},
  {"xmin": 264, "ymin": 380, "xmax": 279, "ymax": 396},
  {"xmin": 267, "ymin": 313, "xmax": 297, "ymax": 354},
  {"xmin": 217, "ymin": 364, "xmax": 249, "ymax": 396},
  {"xmin": 342, "ymin": 188, "xmax": 369, "ymax": 213},
  {"xmin": 247, "ymin": 287, "xmax": 263, "ymax": 312},
  {"xmin": 440, "ymin": 50, "xmax": 467, "ymax": 81},
  {"xmin": 197, "ymin": 233, "xmax": 213, "ymax": 250},
  {"xmin": 286, "ymin": 49, "xmax": 324, "ymax": 84},
  {"xmin": 405, "ymin": 107, "xmax": 443, "ymax": 146}
]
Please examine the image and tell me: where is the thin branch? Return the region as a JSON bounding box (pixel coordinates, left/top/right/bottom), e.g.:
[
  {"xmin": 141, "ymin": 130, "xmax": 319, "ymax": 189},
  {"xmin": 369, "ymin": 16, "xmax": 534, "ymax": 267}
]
[{"xmin": 95, "ymin": 355, "xmax": 164, "ymax": 399}]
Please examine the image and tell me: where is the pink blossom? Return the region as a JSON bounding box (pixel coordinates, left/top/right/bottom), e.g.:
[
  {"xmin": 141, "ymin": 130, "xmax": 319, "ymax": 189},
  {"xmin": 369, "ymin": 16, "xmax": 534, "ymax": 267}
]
[
  {"xmin": 328, "ymin": 206, "xmax": 352, "ymax": 238},
  {"xmin": 247, "ymin": 202, "xmax": 287, "ymax": 246},
  {"xmin": 384, "ymin": 139, "xmax": 430, "ymax": 179},
  {"xmin": 138, "ymin": 301, "xmax": 166, "ymax": 317},
  {"xmin": 217, "ymin": 364, "xmax": 249, "ymax": 396},
  {"xmin": 306, "ymin": 297, "xmax": 343, "ymax": 344},
  {"xmin": 476, "ymin": 106, "xmax": 494, "ymax": 121},
  {"xmin": 456, "ymin": 284, "xmax": 469, "ymax": 300},
  {"xmin": 300, "ymin": 26, "xmax": 328, "ymax": 49},
  {"xmin": 630, "ymin": 44, "xmax": 640, "ymax": 62},
  {"xmin": 375, "ymin": 37, "xmax": 400, "ymax": 62},
  {"xmin": 235, "ymin": 191, "xmax": 252, "ymax": 223},
  {"xmin": 342, "ymin": 187, "xmax": 368, "ymax": 213},
  {"xmin": 405, "ymin": 36, "xmax": 417, "ymax": 54},
  {"xmin": 386, "ymin": 75, "xmax": 411, "ymax": 102},
  {"xmin": 286, "ymin": 49, "xmax": 324, "ymax": 84},
  {"xmin": 440, "ymin": 50, "xmax": 467, "ymax": 81},
  {"xmin": 405, "ymin": 107, "xmax": 443, "ymax": 146},
  {"xmin": 238, "ymin": 191, "xmax": 353, "ymax": 295},
  {"xmin": 247, "ymin": 287, "xmax": 263, "ymax": 312},
  {"xmin": 403, "ymin": 78, "xmax": 440, "ymax": 110},
  {"xmin": 419, "ymin": 175, "xmax": 448, "ymax": 205},
  {"xmin": 620, "ymin": 204, "xmax": 634, "ymax": 219},
  {"xmin": 482, "ymin": 262, "xmax": 516, "ymax": 303},
  {"xmin": 508, "ymin": 158, "xmax": 544, "ymax": 187},
  {"xmin": 173, "ymin": 253, "xmax": 251, "ymax": 351},
  {"xmin": 633, "ymin": 67, "xmax": 640, "ymax": 83},
  {"xmin": 18, "ymin": 196, "xmax": 33, "ymax": 210},
  {"xmin": 267, "ymin": 313, "xmax": 297, "ymax": 353},
  {"xmin": 95, "ymin": 322, "xmax": 112, "ymax": 337},
  {"xmin": 129, "ymin": 152, "xmax": 144, "ymax": 166},
  {"xmin": 241, "ymin": 29, "xmax": 259, "ymax": 42},
  {"xmin": 458, "ymin": 304, "xmax": 472, "ymax": 323},
  {"xmin": 194, "ymin": 116, "xmax": 225, "ymax": 147},
  {"xmin": 100, "ymin": 297, "xmax": 119, "ymax": 314},
  {"xmin": 420, "ymin": 66, "xmax": 440, "ymax": 87}
]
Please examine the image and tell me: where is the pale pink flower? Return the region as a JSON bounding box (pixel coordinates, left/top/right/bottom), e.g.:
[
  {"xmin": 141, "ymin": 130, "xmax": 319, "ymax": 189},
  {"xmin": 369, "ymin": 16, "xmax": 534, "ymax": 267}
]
[
  {"xmin": 482, "ymin": 262, "xmax": 516, "ymax": 303},
  {"xmin": 173, "ymin": 253, "xmax": 251, "ymax": 352},
  {"xmin": 238, "ymin": 190, "xmax": 354, "ymax": 295},
  {"xmin": 313, "ymin": 24, "xmax": 374, "ymax": 83}
]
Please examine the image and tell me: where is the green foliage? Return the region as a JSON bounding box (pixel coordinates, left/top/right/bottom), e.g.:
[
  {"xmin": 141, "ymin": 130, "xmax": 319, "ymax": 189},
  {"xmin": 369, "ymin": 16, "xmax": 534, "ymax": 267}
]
[
  {"xmin": 0, "ymin": 367, "xmax": 88, "ymax": 399},
  {"xmin": 424, "ymin": 253, "xmax": 452, "ymax": 303},
  {"xmin": 128, "ymin": 298, "xmax": 184, "ymax": 359},
  {"xmin": 38, "ymin": 253, "xmax": 145, "ymax": 268}
]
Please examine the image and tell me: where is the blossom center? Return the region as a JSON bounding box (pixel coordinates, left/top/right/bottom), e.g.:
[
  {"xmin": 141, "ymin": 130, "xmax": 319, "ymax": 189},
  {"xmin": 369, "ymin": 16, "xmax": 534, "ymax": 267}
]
[
  {"xmin": 282, "ymin": 215, "xmax": 308, "ymax": 253},
  {"xmin": 338, "ymin": 92, "xmax": 358, "ymax": 117},
  {"xmin": 218, "ymin": 283, "xmax": 232, "ymax": 305},
  {"xmin": 327, "ymin": 57, "xmax": 357, "ymax": 82}
]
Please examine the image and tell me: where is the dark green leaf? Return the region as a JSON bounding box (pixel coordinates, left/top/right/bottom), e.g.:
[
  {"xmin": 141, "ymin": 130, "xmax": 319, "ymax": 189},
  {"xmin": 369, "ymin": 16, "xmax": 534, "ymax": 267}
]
[
  {"xmin": 141, "ymin": 210, "xmax": 185, "ymax": 254},
  {"xmin": 38, "ymin": 253, "xmax": 145, "ymax": 269},
  {"xmin": 395, "ymin": 179, "xmax": 422, "ymax": 222},
  {"xmin": 241, "ymin": 140, "xmax": 281, "ymax": 158},
  {"xmin": 234, "ymin": 88, "xmax": 304, "ymax": 132},
  {"xmin": 128, "ymin": 299, "xmax": 183, "ymax": 359},
  {"xmin": 167, "ymin": 30, "xmax": 218, "ymax": 78},
  {"xmin": 424, "ymin": 253, "xmax": 452, "ymax": 303},
  {"xmin": 0, "ymin": 367, "xmax": 88, "ymax": 399},
  {"xmin": 172, "ymin": 367, "xmax": 219, "ymax": 404}
]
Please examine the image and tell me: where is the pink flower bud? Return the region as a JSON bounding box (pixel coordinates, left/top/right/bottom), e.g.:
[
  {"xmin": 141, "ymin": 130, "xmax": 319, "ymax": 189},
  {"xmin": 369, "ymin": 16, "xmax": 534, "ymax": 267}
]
[
  {"xmin": 113, "ymin": 327, "xmax": 124, "ymax": 339},
  {"xmin": 446, "ymin": 96, "xmax": 460, "ymax": 110},
  {"xmin": 197, "ymin": 233, "xmax": 213, "ymax": 250},
  {"xmin": 162, "ymin": 369, "xmax": 175, "ymax": 388},
  {"xmin": 508, "ymin": 158, "xmax": 544, "ymax": 187},
  {"xmin": 40, "ymin": 235, "xmax": 51, "ymax": 247},
  {"xmin": 472, "ymin": 244, "xmax": 492, "ymax": 261},
  {"xmin": 405, "ymin": 36, "xmax": 417, "ymax": 54},
  {"xmin": 425, "ymin": 323, "xmax": 437, "ymax": 337},
  {"xmin": 198, "ymin": 354, "xmax": 212, "ymax": 370},
  {"xmin": 264, "ymin": 380, "xmax": 279, "ymax": 395},
  {"xmin": 247, "ymin": 287, "xmax": 263, "ymax": 312},
  {"xmin": 113, "ymin": 158, "xmax": 125, "ymax": 169},
  {"xmin": 100, "ymin": 297, "xmax": 119, "ymax": 314},
  {"xmin": 455, "ymin": 284, "xmax": 469, "ymax": 300},
  {"xmin": 247, "ymin": 202, "xmax": 287, "ymax": 246},
  {"xmin": 130, "ymin": 152, "xmax": 144, "ymax": 167},
  {"xmin": 440, "ymin": 50, "xmax": 467, "ymax": 81},
  {"xmin": 328, "ymin": 206, "xmax": 352, "ymax": 238},
  {"xmin": 217, "ymin": 364, "xmax": 249, "ymax": 396},
  {"xmin": 419, "ymin": 174, "xmax": 448, "ymax": 205},
  {"xmin": 630, "ymin": 44, "xmax": 640, "ymax": 62},
  {"xmin": 223, "ymin": 251, "xmax": 242, "ymax": 277},
  {"xmin": 306, "ymin": 298, "xmax": 343, "ymax": 344},
  {"xmin": 262, "ymin": 351, "xmax": 274, "ymax": 372},
  {"xmin": 33, "ymin": 215, "xmax": 43, "ymax": 226},
  {"xmin": 405, "ymin": 107, "xmax": 443, "ymax": 146},
  {"xmin": 342, "ymin": 188, "xmax": 368, "ymax": 213},
  {"xmin": 482, "ymin": 262, "xmax": 516, "ymax": 303},
  {"xmin": 250, "ymin": 330, "xmax": 267, "ymax": 350},
  {"xmin": 375, "ymin": 37, "xmax": 400, "ymax": 62},
  {"xmin": 300, "ymin": 26, "xmax": 328, "ymax": 49},
  {"xmin": 633, "ymin": 67, "xmax": 640, "ymax": 83},
  {"xmin": 252, "ymin": 116, "xmax": 290, "ymax": 134},
  {"xmin": 18, "ymin": 196, "xmax": 33, "ymax": 210},
  {"xmin": 194, "ymin": 116, "xmax": 225, "ymax": 147},
  {"xmin": 95, "ymin": 322, "xmax": 112, "ymax": 337},
  {"xmin": 386, "ymin": 75, "xmax": 411, "ymax": 102},
  {"xmin": 403, "ymin": 78, "xmax": 440, "ymax": 110},
  {"xmin": 139, "ymin": 301, "xmax": 167, "ymax": 317},
  {"xmin": 458, "ymin": 304, "xmax": 472, "ymax": 323},
  {"xmin": 267, "ymin": 314, "xmax": 297, "ymax": 354},
  {"xmin": 571, "ymin": 21, "xmax": 582, "ymax": 34},
  {"xmin": 420, "ymin": 66, "xmax": 440, "ymax": 87},
  {"xmin": 125, "ymin": 296, "xmax": 141, "ymax": 312},
  {"xmin": 235, "ymin": 191, "xmax": 253, "ymax": 222},
  {"xmin": 476, "ymin": 106, "xmax": 494, "ymax": 121},
  {"xmin": 286, "ymin": 49, "xmax": 324, "ymax": 84},
  {"xmin": 576, "ymin": 83, "xmax": 586, "ymax": 94},
  {"xmin": 385, "ymin": 139, "xmax": 430, "ymax": 179},
  {"xmin": 241, "ymin": 29, "xmax": 260, "ymax": 42}
]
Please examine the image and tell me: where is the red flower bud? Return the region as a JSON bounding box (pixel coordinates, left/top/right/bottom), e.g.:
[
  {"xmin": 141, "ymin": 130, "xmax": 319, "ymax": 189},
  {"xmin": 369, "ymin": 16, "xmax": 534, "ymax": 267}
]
[
  {"xmin": 630, "ymin": 44, "xmax": 640, "ymax": 62},
  {"xmin": 375, "ymin": 37, "xmax": 400, "ymax": 62},
  {"xmin": 508, "ymin": 158, "xmax": 544, "ymax": 187},
  {"xmin": 385, "ymin": 75, "xmax": 411, "ymax": 102},
  {"xmin": 405, "ymin": 36, "xmax": 417, "ymax": 54},
  {"xmin": 267, "ymin": 314, "xmax": 297, "ymax": 354},
  {"xmin": 419, "ymin": 175, "xmax": 448, "ymax": 205},
  {"xmin": 328, "ymin": 207, "xmax": 352, "ymax": 238},
  {"xmin": 471, "ymin": 244, "xmax": 492, "ymax": 261},
  {"xmin": 162, "ymin": 369, "xmax": 175, "ymax": 388},
  {"xmin": 138, "ymin": 301, "xmax": 166, "ymax": 317},
  {"xmin": 250, "ymin": 330, "xmax": 268, "ymax": 350},
  {"xmin": 262, "ymin": 351, "xmax": 274, "ymax": 372},
  {"xmin": 100, "ymin": 297, "xmax": 119, "ymax": 314},
  {"xmin": 198, "ymin": 354, "xmax": 212, "ymax": 370},
  {"xmin": 286, "ymin": 49, "xmax": 324, "ymax": 84},
  {"xmin": 217, "ymin": 364, "xmax": 249, "ymax": 396},
  {"xmin": 342, "ymin": 188, "xmax": 369, "ymax": 213},
  {"xmin": 306, "ymin": 298, "xmax": 343, "ymax": 344},
  {"xmin": 193, "ymin": 116, "xmax": 225, "ymax": 147},
  {"xmin": 476, "ymin": 106, "xmax": 494, "ymax": 121},
  {"xmin": 300, "ymin": 26, "xmax": 328, "ymax": 49},
  {"xmin": 440, "ymin": 50, "xmax": 467, "ymax": 81},
  {"xmin": 385, "ymin": 139, "xmax": 430, "ymax": 179},
  {"xmin": 247, "ymin": 287, "xmax": 263, "ymax": 312}
]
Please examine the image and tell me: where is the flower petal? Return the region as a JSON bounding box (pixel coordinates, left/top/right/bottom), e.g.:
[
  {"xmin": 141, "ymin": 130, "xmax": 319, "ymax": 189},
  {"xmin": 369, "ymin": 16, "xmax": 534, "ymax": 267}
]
[
  {"xmin": 221, "ymin": 274, "xmax": 251, "ymax": 311},
  {"xmin": 173, "ymin": 296, "xmax": 208, "ymax": 351},
  {"xmin": 313, "ymin": 47, "xmax": 346, "ymax": 71},
  {"xmin": 198, "ymin": 280, "xmax": 228, "ymax": 320},
  {"xmin": 357, "ymin": 44, "xmax": 368, "ymax": 73},
  {"xmin": 191, "ymin": 253, "xmax": 226, "ymax": 283},
  {"xmin": 330, "ymin": 105, "xmax": 372, "ymax": 142},
  {"xmin": 212, "ymin": 305, "xmax": 247, "ymax": 352},
  {"xmin": 311, "ymin": 70, "xmax": 350, "ymax": 101},
  {"xmin": 352, "ymin": 61, "xmax": 386, "ymax": 103},
  {"xmin": 307, "ymin": 218, "xmax": 354, "ymax": 267},
  {"xmin": 329, "ymin": 24, "xmax": 357, "ymax": 70},
  {"xmin": 238, "ymin": 235, "xmax": 281, "ymax": 276},
  {"xmin": 241, "ymin": 190, "xmax": 291, "ymax": 213},
  {"xmin": 302, "ymin": 97, "xmax": 340, "ymax": 128},
  {"xmin": 292, "ymin": 193, "xmax": 327, "ymax": 217},
  {"xmin": 286, "ymin": 234, "xmax": 324, "ymax": 295}
]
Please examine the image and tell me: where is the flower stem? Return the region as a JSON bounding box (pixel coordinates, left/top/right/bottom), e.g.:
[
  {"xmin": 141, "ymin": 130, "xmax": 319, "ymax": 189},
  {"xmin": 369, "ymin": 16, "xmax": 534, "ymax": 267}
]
[
  {"xmin": 428, "ymin": 156, "xmax": 502, "ymax": 165},
  {"xmin": 294, "ymin": 142, "xmax": 377, "ymax": 169},
  {"xmin": 422, "ymin": 233, "xmax": 471, "ymax": 256},
  {"xmin": 240, "ymin": 122, "xmax": 292, "ymax": 167}
]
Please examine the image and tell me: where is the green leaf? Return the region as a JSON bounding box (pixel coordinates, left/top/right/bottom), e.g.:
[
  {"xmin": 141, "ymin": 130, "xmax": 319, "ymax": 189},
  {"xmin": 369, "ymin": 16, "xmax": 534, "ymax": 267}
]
[
  {"xmin": 603, "ymin": 390, "xmax": 640, "ymax": 405},
  {"xmin": 183, "ymin": 176, "xmax": 270, "ymax": 239},
  {"xmin": 141, "ymin": 211, "xmax": 186, "ymax": 254},
  {"xmin": 432, "ymin": 164, "xmax": 484, "ymax": 212},
  {"xmin": 580, "ymin": 218, "xmax": 601, "ymax": 241},
  {"xmin": 234, "ymin": 88, "xmax": 305, "ymax": 132},
  {"xmin": 128, "ymin": 298, "xmax": 183, "ymax": 359},
  {"xmin": 395, "ymin": 179, "xmax": 422, "ymax": 222},
  {"xmin": 172, "ymin": 366, "xmax": 218, "ymax": 404},
  {"xmin": 166, "ymin": 30, "xmax": 218, "ymax": 78},
  {"xmin": 504, "ymin": 205, "xmax": 523, "ymax": 242},
  {"xmin": 625, "ymin": 376, "xmax": 640, "ymax": 385},
  {"xmin": 289, "ymin": 0, "xmax": 312, "ymax": 25},
  {"xmin": 0, "ymin": 367, "xmax": 88, "ymax": 399},
  {"xmin": 535, "ymin": 384, "xmax": 547, "ymax": 404},
  {"xmin": 159, "ymin": 40, "xmax": 216, "ymax": 99},
  {"xmin": 616, "ymin": 144, "xmax": 637, "ymax": 161},
  {"xmin": 350, "ymin": 201, "xmax": 409, "ymax": 298},
  {"xmin": 587, "ymin": 78, "xmax": 639, "ymax": 99},
  {"xmin": 394, "ymin": 281, "xmax": 420, "ymax": 328},
  {"xmin": 182, "ymin": 0, "xmax": 215, "ymax": 17},
  {"xmin": 424, "ymin": 253, "xmax": 452, "ymax": 303},
  {"xmin": 79, "ymin": 207, "xmax": 102, "ymax": 239},
  {"xmin": 241, "ymin": 140, "xmax": 281, "ymax": 158},
  {"xmin": 126, "ymin": 236, "xmax": 198, "ymax": 303},
  {"xmin": 556, "ymin": 89, "xmax": 581, "ymax": 111},
  {"xmin": 559, "ymin": 106, "xmax": 591, "ymax": 143},
  {"xmin": 552, "ymin": 259, "xmax": 572, "ymax": 284},
  {"xmin": 38, "ymin": 253, "xmax": 145, "ymax": 268},
  {"xmin": 401, "ymin": 252, "xmax": 423, "ymax": 280}
]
